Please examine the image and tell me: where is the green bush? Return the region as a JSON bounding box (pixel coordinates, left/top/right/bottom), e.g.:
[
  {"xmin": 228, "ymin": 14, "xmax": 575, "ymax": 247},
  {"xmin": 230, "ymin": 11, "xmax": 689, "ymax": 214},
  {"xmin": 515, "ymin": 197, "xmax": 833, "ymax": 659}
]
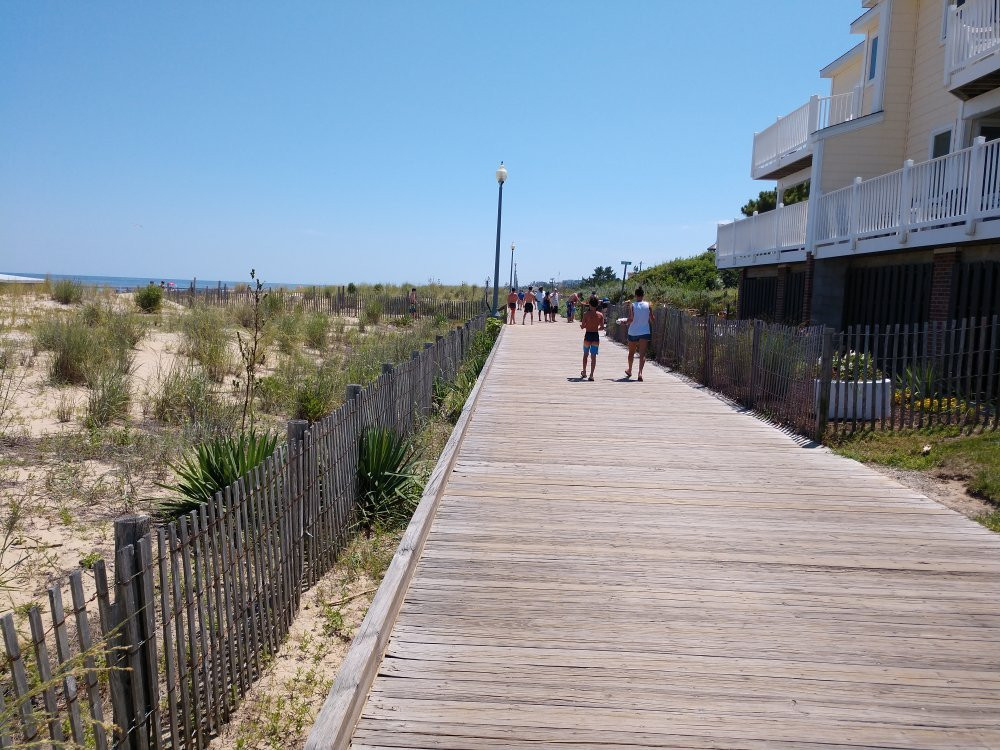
[
  {"xmin": 364, "ymin": 300, "xmax": 383, "ymax": 325},
  {"xmin": 157, "ymin": 430, "xmax": 279, "ymax": 519},
  {"xmin": 153, "ymin": 366, "xmax": 232, "ymax": 426},
  {"xmin": 104, "ymin": 308, "xmax": 145, "ymax": 349},
  {"xmin": 356, "ymin": 427, "xmax": 419, "ymax": 532},
  {"xmin": 304, "ymin": 313, "xmax": 328, "ymax": 350},
  {"xmin": 85, "ymin": 352, "xmax": 134, "ymax": 427},
  {"xmin": 275, "ymin": 312, "xmax": 303, "ymax": 354},
  {"xmin": 134, "ymin": 285, "xmax": 163, "ymax": 313},
  {"xmin": 293, "ymin": 363, "xmax": 341, "ymax": 421},
  {"xmin": 347, "ymin": 282, "xmax": 357, "ymax": 294},
  {"xmin": 51, "ymin": 279, "xmax": 83, "ymax": 305},
  {"xmin": 35, "ymin": 316, "xmax": 96, "ymax": 385},
  {"xmin": 181, "ymin": 306, "xmax": 233, "ymax": 382}
]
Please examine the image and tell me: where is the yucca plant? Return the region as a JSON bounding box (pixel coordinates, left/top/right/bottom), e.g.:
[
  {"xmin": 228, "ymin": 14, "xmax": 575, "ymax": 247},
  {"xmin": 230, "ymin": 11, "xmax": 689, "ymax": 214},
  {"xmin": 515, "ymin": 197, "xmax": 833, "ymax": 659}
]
[
  {"xmin": 356, "ymin": 427, "xmax": 419, "ymax": 533},
  {"xmin": 157, "ymin": 430, "xmax": 278, "ymax": 519}
]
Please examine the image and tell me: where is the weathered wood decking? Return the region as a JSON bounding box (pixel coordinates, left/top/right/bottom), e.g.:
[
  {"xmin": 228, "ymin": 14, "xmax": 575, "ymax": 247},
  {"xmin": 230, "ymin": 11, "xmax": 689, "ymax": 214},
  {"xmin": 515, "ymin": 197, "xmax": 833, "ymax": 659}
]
[{"xmin": 313, "ymin": 322, "xmax": 1000, "ymax": 749}]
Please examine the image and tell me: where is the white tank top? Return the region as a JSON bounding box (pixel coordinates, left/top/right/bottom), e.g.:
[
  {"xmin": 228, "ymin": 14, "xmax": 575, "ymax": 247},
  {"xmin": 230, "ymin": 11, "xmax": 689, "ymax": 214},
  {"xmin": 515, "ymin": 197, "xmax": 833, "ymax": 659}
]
[{"xmin": 628, "ymin": 300, "xmax": 651, "ymax": 336}]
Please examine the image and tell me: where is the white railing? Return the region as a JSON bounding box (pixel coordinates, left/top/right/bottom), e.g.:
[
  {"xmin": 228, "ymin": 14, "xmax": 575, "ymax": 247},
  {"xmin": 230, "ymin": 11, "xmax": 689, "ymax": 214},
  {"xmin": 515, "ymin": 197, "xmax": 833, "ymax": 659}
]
[
  {"xmin": 715, "ymin": 200, "xmax": 809, "ymax": 268},
  {"xmin": 946, "ymin": 0, "xmax": 1000, "ymax": 82},
  {"xmin": 752, "ymin": 87, "xmax": 863, "ymax": 176},
  {"xmin": 814, "ymin": 136, "xmax": 1000, "ymax": 248}
]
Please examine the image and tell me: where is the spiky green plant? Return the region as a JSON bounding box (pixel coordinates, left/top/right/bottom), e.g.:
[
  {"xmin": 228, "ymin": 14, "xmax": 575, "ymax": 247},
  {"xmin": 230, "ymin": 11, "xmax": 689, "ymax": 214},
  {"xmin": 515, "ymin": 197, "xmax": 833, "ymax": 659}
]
[
  {"xmin": 157, "ymin": 430, "xmax": 278, "ymax": 519},
  {"xmin": 356, "ymin": 427, "xmax": 419, "ymax": 532}
]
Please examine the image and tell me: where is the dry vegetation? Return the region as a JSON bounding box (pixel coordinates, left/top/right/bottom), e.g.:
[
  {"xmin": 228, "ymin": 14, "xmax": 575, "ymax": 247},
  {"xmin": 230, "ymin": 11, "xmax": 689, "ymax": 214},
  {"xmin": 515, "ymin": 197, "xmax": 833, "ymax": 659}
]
[{"xmin": 0, "ymin": 280, "xmax": 463, "ymax": 620}]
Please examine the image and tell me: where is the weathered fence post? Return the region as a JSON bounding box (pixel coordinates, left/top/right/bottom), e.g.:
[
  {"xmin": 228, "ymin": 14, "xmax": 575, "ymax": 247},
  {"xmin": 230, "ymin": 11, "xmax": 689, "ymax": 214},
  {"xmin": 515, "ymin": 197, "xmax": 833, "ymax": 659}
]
[
  {"xmin": 749, "ymin": 320, "xmax": 763, "ymax": 408},
  {"xmin": 703, "ymin": 314, "xmax": 715, "ymax": 388},
  {"xmin": 111, "ymin": 514, "xmax": 159, "ymax": 750},
  {"xmin": 286, "ymin": 420, "xmax": 308, "ymax": 594},
  {"xmin": 381, "ymin": 364, "xmax": 395, "ymax": 431},
  {"xmin": 815, "ymin": 327, "xmax": 835, "ymax": 441}
]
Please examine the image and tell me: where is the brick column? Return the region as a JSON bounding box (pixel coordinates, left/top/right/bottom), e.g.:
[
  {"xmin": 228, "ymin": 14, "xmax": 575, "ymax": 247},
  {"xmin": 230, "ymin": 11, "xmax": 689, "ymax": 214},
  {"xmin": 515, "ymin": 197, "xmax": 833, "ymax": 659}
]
[
  {"xmin": 801, "ymin": 252, "xmax": 815, "ymax": 326},
  {"xmin": 930, "ymin": 248, "xmax": 959, "ymax": 322},
  {"xmin": 737, "ymin": 268, "xmax": 748, "ymax": 320},
  {"xmin": 774, "ymin": 265, "xmax": 790, "ymax": 324}
]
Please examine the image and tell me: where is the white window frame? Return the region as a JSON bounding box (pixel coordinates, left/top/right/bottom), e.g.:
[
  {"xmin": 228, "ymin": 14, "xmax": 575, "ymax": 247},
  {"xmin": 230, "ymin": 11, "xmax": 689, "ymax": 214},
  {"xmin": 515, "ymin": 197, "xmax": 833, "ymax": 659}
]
[{"xmin": 929, "ymin": 125, "xmax": 954, "ymax": 159}]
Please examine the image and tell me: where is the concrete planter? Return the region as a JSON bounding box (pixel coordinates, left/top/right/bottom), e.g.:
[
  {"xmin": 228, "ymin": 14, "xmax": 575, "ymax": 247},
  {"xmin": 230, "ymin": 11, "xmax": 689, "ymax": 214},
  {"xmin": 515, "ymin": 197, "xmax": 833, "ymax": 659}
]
[{"xmin": 815, "ymin": 378, "xmax": 892, "ymax": 420}]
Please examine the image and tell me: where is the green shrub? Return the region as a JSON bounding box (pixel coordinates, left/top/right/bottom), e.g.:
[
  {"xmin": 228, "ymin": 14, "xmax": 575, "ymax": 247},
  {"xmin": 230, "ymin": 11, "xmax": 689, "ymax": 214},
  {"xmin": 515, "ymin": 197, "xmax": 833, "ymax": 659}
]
[
  {"xmin": 103, "ymin": 308, "xmax": 145, "ymax": 349},
  {"xmin": 153, "ymin": 366, "xmax": 227, "ymax": 425},
  {"xmin": 181, "ymin": 306, "xmax": 233, "ymax": 382},
  {"xmin": 293, "ymin": 363, "xmax": 341, "ymax": 421},
  {"xmin": 356, "ymin": 427, "xmax": 419, "ymax": 532},
  {"xmin": 134, "ymin": 285, "xmax": 163, "ymax": 313},
  {"xmin": 275, "ymin": 312, "xmax": 303, "ymax": 354},
  {"xmin": 347, "ymin": 282, "xmax": 357, "ymax": 294},
  {"xmin": 51, "ymin": 279, "xmax": 83, "ymax": 305},
  {"xmin": 36, "ymin": 316, "xmax": 96, "ymax": 385},
  {"xmin": 364, "ymin": 300, "xmax": 383, "ymax": 325},
  {"xmin": 157, "ymin": 430, "xmax": 279, "ymax": 519},
  {"xmin": 85, "ymin": 352, "xmax": 134, "ymax": 427},
  {"xmin": 304, "ymin": 313, "xmax": 328, "ymax": 350}
]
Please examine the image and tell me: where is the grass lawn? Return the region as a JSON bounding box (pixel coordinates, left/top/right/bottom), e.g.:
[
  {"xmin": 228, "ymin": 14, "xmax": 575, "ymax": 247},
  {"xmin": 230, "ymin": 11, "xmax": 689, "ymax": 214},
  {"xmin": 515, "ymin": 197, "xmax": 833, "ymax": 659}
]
[{"xmin": 829, "ymin": 427, "xmax": 1000, "ymax": 531}]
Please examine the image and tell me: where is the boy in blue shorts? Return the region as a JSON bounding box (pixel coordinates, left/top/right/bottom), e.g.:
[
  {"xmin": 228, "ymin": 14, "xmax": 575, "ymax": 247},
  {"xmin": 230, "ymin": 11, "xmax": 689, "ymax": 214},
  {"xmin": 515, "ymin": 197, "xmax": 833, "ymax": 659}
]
[{"xmin": 579, "ymin": 295, "xmax": 605, "ymax": 381}]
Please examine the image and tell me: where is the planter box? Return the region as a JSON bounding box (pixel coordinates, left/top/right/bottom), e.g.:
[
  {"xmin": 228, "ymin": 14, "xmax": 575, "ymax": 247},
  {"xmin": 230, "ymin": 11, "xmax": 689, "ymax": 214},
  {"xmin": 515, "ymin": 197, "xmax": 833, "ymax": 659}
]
[{"xmin": 815, "ymin": 378, "xmax": 892, "ymax": 420}]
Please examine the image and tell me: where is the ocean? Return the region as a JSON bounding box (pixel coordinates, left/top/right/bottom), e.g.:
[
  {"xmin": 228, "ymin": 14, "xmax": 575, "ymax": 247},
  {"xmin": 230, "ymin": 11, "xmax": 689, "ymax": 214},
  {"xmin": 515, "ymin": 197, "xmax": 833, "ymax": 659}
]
[{"xmin": 1, "ymin": 272, "xmax": 314, "ymax": 291}]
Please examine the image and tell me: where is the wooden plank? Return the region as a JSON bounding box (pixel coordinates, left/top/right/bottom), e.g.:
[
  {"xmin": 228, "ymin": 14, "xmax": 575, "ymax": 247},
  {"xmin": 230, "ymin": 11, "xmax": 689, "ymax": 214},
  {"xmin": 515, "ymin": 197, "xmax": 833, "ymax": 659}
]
[
  {"xmin": 157, "ymin": 532, "xmax": 181, "ymax": 749},
  {"xmin": 48, "ymin": 585, "xmax": 86, "ymax": 744},
  {"xmin": 0, "ymin": 614, "xmax": 37, "ymax": 742},
  {"xmin": 69, "ymin": 571, "xmax": 108, "ymax": 750}
]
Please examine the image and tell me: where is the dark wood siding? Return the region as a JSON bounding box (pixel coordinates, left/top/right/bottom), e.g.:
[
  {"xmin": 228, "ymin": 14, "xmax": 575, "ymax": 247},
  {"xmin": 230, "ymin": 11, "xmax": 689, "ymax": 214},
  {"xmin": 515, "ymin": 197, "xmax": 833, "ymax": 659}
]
[{"xmin": 842, "ymin": 263, "xmax": 933, "ymax": 328}]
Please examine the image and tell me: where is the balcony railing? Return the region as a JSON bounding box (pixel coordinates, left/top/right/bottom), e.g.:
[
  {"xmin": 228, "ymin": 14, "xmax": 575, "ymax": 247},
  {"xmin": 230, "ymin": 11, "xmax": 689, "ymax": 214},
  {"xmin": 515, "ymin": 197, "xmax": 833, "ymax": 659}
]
[
  {"xmin": 751, "ymin": 87, "xmax": 863, "ymax": 178},
  {"xmin": 946, "ymin": 0, "xmax": 1000, "ymax": 85},
  {"xmin": 717, "ymin": 136, "xmax": 1000, "ymax": 268},
  {"xmin": 814, "ymin": 136, "xmax": 1000, "ymax": 249},
  {"xmin": 715, "ymin": 200, "xmax": 809, "ymax": 268}
]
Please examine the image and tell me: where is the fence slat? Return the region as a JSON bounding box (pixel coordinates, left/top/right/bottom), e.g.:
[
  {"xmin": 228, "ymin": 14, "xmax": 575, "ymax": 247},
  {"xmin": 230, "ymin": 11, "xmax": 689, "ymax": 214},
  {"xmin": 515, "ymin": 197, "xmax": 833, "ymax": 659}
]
[{"xmin": 48, "ymin": 585, "xmax": 86, "ymax": 744}]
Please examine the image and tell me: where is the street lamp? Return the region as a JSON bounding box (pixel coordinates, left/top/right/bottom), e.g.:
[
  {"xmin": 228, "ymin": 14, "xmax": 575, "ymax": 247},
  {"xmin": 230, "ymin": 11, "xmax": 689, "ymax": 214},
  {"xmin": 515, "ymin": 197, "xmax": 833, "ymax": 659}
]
[
  {"xmin": 492, "ymin": 162, "xmax": 507, "ymax": 317},
  {"xmin": 508, "ymin": 242, "xmax": 515, "ymax": 289},
  {"xmin": 620, "ymin": 260, "xmax": 632, "ymax": 301}
]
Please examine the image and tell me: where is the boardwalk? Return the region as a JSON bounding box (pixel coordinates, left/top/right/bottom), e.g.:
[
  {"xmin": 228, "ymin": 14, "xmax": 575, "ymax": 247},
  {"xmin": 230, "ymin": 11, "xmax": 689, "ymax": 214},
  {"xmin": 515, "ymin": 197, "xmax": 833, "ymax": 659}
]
[{"xmin": 313, "ymin": 322, "xmax": 1000, "ymax": 749}]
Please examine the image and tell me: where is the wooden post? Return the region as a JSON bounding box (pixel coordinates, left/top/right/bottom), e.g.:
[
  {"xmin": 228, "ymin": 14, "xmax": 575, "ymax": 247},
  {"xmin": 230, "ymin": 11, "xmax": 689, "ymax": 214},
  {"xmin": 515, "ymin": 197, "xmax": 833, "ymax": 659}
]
[
  {"xmin": 849, "ymin": 176, "xmax": 862, "ymax": 250},
  {"xmin": 749, "ymin": 320, "xmax": 763, "ymax": 408},
  {"xmin": 112, "ymin": 515, "xmax": 152, "ymax": 750},
  {"xmin": 703, "ymin": 314, "xmax": 714, "ymax": 388},
  {"xmin": 966, "ymin": 136, "xmax": 987, "ymax": 235},
  {"xmin": 815, "ymin": 327, "xmax": 835, "ymax": 441},
  {"xmin": 898, "ymin": 159, "xmax": 914, "ymax": 244}
]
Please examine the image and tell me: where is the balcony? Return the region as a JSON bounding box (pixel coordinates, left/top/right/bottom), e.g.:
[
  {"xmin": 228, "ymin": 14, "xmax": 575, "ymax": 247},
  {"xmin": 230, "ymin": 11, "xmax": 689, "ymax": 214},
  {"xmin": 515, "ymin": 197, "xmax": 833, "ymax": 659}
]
[
  {"xmin": 945, "ymin": 0, "xmax": 1000, "ymax": 99},
  {"xmin": 716, "ymin": 201, "xmax": 809, "ymax": 269},
  {"xmin": 751, "ymin": 88, "xmax": 863, "ymax": 180},
  {"xmin": 717, "ymin": 136, "xmax": 1000, "ymax": 269}
]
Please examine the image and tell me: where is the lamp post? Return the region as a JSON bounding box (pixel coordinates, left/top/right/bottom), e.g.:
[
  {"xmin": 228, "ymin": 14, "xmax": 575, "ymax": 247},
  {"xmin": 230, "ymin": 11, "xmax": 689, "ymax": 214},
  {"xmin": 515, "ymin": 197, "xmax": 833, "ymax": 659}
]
[
  {"xmin": 620, "ymin": 260, "xmax": 632, "ymax": 301},
  {"xmin": 508, "ymin": 242, "xmax": 515, "ymax": 289},
  {"xmin": 492, "ymin": 162, "xmax": 507, "ymax": 317}
]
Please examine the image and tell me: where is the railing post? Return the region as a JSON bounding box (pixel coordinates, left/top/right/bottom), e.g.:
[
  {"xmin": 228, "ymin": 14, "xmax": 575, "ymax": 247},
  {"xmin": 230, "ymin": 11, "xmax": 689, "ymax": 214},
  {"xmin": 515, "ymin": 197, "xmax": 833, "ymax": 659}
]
[
  {"xmin": 898, "ymin": 159, "xmax": 914, "ymax": 244},
  {"xmin": 849, "ymin": 176, "xmax": 862, "ymax": 250},
  {"xmin": 852, "ymin": 83, "xmax": 863, "ymax": 119},
  {"xmin": 966, "ymin": 135, "xmax": 987, "ymax": 235},
  {"xmin": 815, "ymin": 327, "xmax": 835, "ymax": 441},
  {"xmin": 808, "ymin": 94, "xmax": 820, "ymax": 133},
  {"xmin": 774, "ymin": 203, "xmax": 783, "ymax": 251}
]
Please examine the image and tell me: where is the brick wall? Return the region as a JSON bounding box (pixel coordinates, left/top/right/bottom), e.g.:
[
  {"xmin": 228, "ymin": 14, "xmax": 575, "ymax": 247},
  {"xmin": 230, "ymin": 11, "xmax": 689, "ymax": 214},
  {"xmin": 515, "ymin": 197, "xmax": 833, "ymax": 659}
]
[
  {"xmin": 930, "ymin": 248, "xmax": 959, "ymax": 322},
  {"xmin": 802, "ymin": 253, "xmax": 815, "ymax": 325}
]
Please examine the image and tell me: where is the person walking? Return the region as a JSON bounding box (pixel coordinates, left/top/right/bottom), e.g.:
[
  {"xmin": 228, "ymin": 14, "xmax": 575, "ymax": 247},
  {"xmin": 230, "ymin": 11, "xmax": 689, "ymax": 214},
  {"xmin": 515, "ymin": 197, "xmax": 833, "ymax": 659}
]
[
  {"xmin": 506, "ymin": 288, "xmax": 518, "ymax": 324},
  {"xmin": 408, "ymin": 288, "xmax": 418, "ymax": 318},
  {"xmin": 567, "ymin": 291, "xmax": 579, "ymax": 323},
  {"xmin": 522, "ymin": 286, "xmax": 535, "ymax": 324},
  {"xmin": 535, "ymin": 287, "xmax": 544, "ymax": 322},
  {"xmin": 579, "ymin": 295, "xmax": 605, "ymax": 381},
  {"xmin": 550, "ymin": 289, "xmax": 560, "ymax": 322},
  {"xmin": 517, "ymin": 288, "xmax": 525, "ymax": 311},
  {"xmin": 624, "ymin": 286, "xmax": 654, "ymax": 382}
]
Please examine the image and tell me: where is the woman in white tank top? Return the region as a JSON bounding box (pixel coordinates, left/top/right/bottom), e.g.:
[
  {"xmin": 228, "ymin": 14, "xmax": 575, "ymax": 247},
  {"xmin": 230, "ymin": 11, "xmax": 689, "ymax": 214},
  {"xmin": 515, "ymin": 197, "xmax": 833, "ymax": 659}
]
[{"xmin": 625, "ymin": 286, "xmax": 654, "ymax": 381}]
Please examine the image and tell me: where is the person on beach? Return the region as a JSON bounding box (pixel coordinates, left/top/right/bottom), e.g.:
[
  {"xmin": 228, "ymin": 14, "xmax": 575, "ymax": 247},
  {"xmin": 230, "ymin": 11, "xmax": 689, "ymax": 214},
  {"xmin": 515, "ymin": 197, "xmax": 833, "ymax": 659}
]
[
  {"xmin": 506, "ymin": 288, "xmax": 518, "ymax": 324},
  {"xmin": 535, "ymin": 286, "xmax": 544, "ymax": 321},
  {"xmin": 567, "ymin": 291, "xmax": 579, "ymax": 323},
  {"xmin": 522, "ymin": 286, "xmax": 534, "ymax": 324},
  {"xmin": 580, "ymin": 295, "xmax": 605, "ymax": 381},
  {"xmin": 624, "ymin": 286, "xmax": 655, "ymax": 382},
  {"xmin": 550, "ymin": 289, "xmax": 560, "ymax": 322},
  {"xmin": 541, "ymin": 289, "xmax": 550, "ymax": 321},
  {"xmin": 517, "ymin": 288, "xmax": 525, "ymax": 310},
  {"xmin": 408, "ymin": 288, "xmax": 418, "ymax": 318}
]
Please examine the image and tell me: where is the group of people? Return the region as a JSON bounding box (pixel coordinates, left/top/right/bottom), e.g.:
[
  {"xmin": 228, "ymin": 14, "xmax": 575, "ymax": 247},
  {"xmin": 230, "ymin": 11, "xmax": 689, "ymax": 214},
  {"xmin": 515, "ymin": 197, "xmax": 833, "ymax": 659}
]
[
  {"xmin": 578, "ymin": 286, "xmax": 654, "ymax": 381},
  {"xmin": 505, "ymin": 286, "xmax": 581, "ymax": 325}
]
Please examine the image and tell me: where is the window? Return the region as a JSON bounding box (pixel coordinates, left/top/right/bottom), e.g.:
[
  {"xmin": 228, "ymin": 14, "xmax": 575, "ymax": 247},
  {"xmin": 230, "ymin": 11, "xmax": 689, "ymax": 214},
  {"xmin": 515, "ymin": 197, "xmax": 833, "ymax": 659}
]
[
  {"xmin": 932, "ymin": 129, "xmax": 952, "ymax": 158},
  {"xmin": 868, "ymin": 36, "xmax": 879, "ymax": 81}
]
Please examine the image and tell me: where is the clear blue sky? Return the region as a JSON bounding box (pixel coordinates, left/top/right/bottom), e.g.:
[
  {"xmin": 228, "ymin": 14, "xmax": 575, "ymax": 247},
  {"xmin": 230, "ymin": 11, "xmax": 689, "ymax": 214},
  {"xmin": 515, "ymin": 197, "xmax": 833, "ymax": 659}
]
[{"xmin": 1, "ymin": 1, "xmax": 860, "ymax": 286}]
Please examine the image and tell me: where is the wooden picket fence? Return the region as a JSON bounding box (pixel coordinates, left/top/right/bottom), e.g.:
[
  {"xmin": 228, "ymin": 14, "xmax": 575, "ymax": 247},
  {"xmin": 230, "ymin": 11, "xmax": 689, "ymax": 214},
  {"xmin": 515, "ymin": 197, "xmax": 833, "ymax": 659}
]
[
  {"xmin": 162, "ymin": 286, "xmax": 486, "ymax": 321},
  {"xmin": 606, "ymin": 305, "xmax": 999, "ymax": 439},
  {"xmin": 0, "ymin": 314, "xmax": 488, "ymax": 749}
]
